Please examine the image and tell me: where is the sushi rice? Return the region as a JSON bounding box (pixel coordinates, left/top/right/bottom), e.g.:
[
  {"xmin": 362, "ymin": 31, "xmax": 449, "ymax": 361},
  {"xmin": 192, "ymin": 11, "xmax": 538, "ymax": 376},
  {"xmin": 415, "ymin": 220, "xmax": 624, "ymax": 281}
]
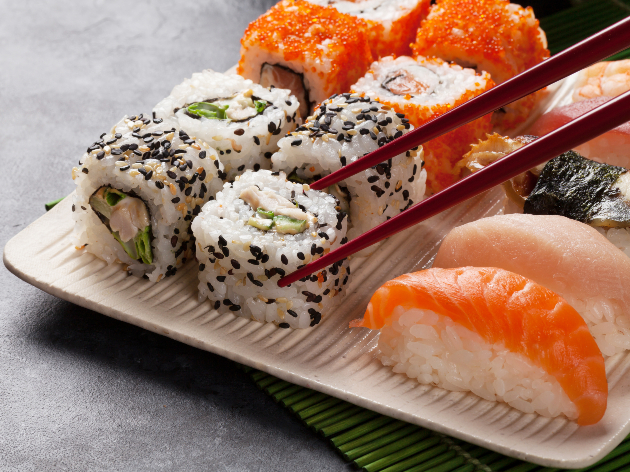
[
  {"xmin": 192, "ymin": 170, "xmax": 351, "ymax": 329},
  {"xmin": 379, "ymin": 306, "xmax": 578, "ymax": 420},
  {"xmin": 154, "ymin": 69, "xmax": 300, "ymax": 180}
]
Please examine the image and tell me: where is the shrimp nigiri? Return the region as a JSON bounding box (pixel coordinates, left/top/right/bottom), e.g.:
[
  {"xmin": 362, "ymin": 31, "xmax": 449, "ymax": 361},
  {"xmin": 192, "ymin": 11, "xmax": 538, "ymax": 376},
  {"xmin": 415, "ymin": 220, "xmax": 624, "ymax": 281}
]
[{"xmin": 351, "ymin": 267, "xmax": 607, "ymax": 425}]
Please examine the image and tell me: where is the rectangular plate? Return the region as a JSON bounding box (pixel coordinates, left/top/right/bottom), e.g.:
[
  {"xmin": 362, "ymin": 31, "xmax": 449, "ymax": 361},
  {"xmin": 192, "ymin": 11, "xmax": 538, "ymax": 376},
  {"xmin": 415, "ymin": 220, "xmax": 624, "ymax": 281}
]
[{"xmin": 6, "ymin": 75, "xmax": 630, "ymax": 469}]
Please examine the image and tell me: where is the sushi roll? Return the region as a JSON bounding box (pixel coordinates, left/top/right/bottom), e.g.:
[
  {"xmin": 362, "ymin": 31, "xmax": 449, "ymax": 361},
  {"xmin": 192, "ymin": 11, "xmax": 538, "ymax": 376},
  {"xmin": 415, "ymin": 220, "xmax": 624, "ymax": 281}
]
[
  {"xmin": 153, "ymin": 70, "xmax": 300, "ymax": 181},
  {"xmin": 351, "ymin": 267, "xmax": 608, "ymax": 425},
  {"xmin": 433, "ymin": 214, "xmax": 630, "ymax": 356},
  {"xmin": 412, "ymin": 0, "xmax": 549, "ymax": 130},
  {"xmin": 192, "ymin": 170, "xmax": 351, "ymax": 329},
  {"xmin": 305, "ymin": 0, "xmax": 430, "ymax": 58},
  {"xmin": 352, "ymin": 56, "xmax": 494, "ymax": 193},
  {"xmin": 271, "ymin": 93, "xmax": 426, "ymax": 243},
  {"xmin": 72, "ymin": 115, "xmax": 225, "ymax": 282},
  {"xmin": 237, "ymin": 0, "xmax": 373, "ymax": 119}
]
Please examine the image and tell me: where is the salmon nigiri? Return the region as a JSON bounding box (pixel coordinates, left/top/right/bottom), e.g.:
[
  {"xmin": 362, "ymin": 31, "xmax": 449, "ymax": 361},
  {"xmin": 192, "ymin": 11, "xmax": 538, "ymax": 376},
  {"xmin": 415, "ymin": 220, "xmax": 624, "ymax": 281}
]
[{"xmin": 351, "ymin": 267, "xmax": 607, "ymax": 425}]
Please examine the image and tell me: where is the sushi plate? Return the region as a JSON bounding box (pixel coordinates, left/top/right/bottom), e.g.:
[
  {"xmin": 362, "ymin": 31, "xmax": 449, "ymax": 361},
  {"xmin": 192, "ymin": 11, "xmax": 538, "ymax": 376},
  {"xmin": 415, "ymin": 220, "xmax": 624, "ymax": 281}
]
[{"xmin": 6, "ymin": 73, "xmax": 630, "ymax": 469}]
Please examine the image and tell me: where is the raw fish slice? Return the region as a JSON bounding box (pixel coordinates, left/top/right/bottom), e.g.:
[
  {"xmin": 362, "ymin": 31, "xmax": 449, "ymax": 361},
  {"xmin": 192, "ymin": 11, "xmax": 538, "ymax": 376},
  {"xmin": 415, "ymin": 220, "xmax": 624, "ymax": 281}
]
[
  {"xmin": 528, "ymin": 97, "xmax": 630, "ymax": 169},
  {"xmin": 351, "ymin": 266, "xmax": 607, "ymax": 425},
  {"xmin": 433, "ymin": 214, "xmax": 630, "ymax": 305},
  {"xmin": 433, "ymin": 214, "xmax": 630, "ymax": 356}
]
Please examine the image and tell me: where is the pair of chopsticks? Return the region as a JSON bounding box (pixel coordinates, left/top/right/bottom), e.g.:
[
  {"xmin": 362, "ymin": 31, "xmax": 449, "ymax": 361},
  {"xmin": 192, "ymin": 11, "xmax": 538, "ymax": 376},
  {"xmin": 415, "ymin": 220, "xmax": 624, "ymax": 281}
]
[{"xmin": 278, "ymin": 16, "xmax": 630, "ymax": 288}]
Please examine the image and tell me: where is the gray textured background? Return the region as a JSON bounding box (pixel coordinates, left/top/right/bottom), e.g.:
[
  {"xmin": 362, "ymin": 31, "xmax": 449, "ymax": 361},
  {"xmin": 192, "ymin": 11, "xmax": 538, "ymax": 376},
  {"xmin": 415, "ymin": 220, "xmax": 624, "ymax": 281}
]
[{"xmin": 0, "ymin": 1, "xmax": 349, "ymax": 470}]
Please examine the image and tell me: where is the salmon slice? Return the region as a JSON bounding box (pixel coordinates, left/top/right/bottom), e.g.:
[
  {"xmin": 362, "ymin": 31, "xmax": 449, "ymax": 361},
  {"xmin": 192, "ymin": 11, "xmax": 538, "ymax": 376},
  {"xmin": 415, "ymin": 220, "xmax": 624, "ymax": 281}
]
[{"xmin": 351, "ymin": 267, "xmax": 607, "ymax": 425}]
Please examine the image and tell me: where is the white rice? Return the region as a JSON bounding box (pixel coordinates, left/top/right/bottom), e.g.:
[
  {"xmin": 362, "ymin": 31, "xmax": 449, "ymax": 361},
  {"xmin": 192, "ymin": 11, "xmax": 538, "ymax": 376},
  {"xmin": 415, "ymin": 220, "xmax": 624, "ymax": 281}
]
[
  {"xmin": 154, "ymin": 69, "xmax": 299, "ymax": 180},
  {"xmin": 73, "ymin": 115, "xmax": 224, "ymax": 282},
  {"xmin": 378, "ymin": 306, "xmax": 578, "ymax": 420},
  {"xmin": 192, "ymin": 170, "xmax": 350, "ymax": 329}
]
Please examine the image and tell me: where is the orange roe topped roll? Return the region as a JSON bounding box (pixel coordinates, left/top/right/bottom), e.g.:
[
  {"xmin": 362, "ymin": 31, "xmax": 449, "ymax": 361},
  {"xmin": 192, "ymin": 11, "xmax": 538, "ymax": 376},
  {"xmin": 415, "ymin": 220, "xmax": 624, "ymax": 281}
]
[
  {"xmin": 412, "ymin": 0, "xmax": 549, "ymax": 130},
  {"xmin": 237, "ymin": 0, "xmax": 373, "ymax": 119},
  {"xmin": 306, "ymin": 0, "xmax": 431, "ymax": 59},
  {"xmin": 352, "ymin": 55, "xmax": 494, "ymax": 193}
]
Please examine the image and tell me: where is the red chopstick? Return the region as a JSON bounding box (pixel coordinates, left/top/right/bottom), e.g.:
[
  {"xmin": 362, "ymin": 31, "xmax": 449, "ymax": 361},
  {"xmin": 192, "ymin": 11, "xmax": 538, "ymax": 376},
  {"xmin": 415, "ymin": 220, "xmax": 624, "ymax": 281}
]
[
  {"xmin": 310, "ymin": 16, "xmax": 630, "ymax": 192},
  {"xmin": 278, "ymin": 89, "xmax": 630, "ymax": 287}
]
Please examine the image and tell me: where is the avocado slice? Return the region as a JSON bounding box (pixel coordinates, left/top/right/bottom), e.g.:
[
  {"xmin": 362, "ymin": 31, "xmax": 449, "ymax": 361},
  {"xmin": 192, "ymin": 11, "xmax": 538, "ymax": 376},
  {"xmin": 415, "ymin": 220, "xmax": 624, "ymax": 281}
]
[
  {"xmin": 273, "ymin": 215, "xmax": 307, "ymax": 234},
  {"xmin": 248, "ymin": 216, "xmax": 274, "ymax": 230}
]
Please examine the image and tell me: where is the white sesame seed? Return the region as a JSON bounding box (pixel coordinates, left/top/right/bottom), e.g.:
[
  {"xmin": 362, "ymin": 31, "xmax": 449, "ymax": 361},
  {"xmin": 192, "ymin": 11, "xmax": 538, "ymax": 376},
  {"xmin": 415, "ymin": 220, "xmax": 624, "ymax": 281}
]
[
  {"xmin": 103, "ymin": 145, "xmax": 111, "ymax": 153},
  {"xmin": 302, "ymin": 183, "xmax": 310, "ymax": 191},
  {"xmin": 347, "ymin": 129, "xmax": 357, "ymax": 136},
  {"xmin": 115, "ymin": 161, "xmax": 127, "ymax": 167},
  {"xmin": 276, "ymin": 297, "xmax": 288, "ymax": 303},
  {"xmin": 131, "ymin": 163, "xmax": 142, "ymax": 169},
  {"xmin": 396, "ymin": 124, "xmax": 405, "ymax": 131},
  {"xmin": 212, "ymin": 136, "xmax": 223, "ymax": 141},
  {"xmin": 129, "ymin": 170, "xmax": 140, "ymax": 177},
  {"xmin": 178, "ymin": 144, "xmax": 188, "ymax": 150}
]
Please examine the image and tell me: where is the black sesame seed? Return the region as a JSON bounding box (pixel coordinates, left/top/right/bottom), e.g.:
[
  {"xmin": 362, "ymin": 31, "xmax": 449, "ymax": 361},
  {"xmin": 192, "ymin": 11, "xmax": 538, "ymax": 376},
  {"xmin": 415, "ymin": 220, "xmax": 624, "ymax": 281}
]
[
  {"xmin": 281, "ymin": 254, "xmax": 288, "ymax": 265},
  {"xmin": 155, "ymin": 180, "xmax": 164, "ymax": 189},
  {"xmin": 213, "ymin": 300, "xmax": 221, "ymax": 310},
  {"xmin": 291, "ymin": 139, "xmax": 302, "ymax": 147},
  {"xmin": 145, "ymin": 170, "xmax": 153, "ymax": 180},
  {"xmin": 267, "ymin": 122, "xmax": 277, "ymax": 133},
  {"xmin": 230, "ymin": 259, "xmax": 240, "ymax": 269},
  {"xmin": 119, "ymin": 165, "xmax": 130, "ymax": 171},
  {"xmin": 229, "ymin": 305, "xmax": 241, "ymax": 312},
  {"xmin": 367, "ymin": 175, "xmax": 379, "ymax": 183},
  {"xmin": 278, "ymin": 322, "xmax": 290, "ymax": 329},
  {"xmin": 216, "ymin": 276, "xmax": 226, "ymax": 283},
  {"xmin": 287, "ymin": 310, "xmax": 298, "ymax": 318},
  {"xmin": 403, "ymin": 189, "xmax": 409, "ymax": 200},
  {"xmin": 260, "ymin": 254, "xmax": 269, "ymax": 263}
]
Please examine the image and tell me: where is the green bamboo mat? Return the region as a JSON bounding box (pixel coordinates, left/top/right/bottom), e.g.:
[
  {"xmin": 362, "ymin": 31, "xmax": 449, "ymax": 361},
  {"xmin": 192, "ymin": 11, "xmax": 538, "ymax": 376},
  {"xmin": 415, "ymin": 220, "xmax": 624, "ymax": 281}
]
[
  {"xmin": 541, "ymin": 0, "xmax": 630, "ymax": 59},
  {"xmin": 242, "ymin": 366, "xmax": 630, "ymax": 472},
  {"xmin": 238, "ymin": 3, "xmax": 630, "ymax": 471}
]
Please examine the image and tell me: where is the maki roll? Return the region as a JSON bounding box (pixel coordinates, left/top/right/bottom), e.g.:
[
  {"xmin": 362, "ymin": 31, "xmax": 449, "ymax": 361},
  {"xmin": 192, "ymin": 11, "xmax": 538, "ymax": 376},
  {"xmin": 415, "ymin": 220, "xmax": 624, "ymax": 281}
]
[
  {"xmin": 237, "ymin": 0, "xmax": 373, "ymax": 118},
  {"xmin": 72, "ymin": 115, "xmax": 225, "ymax": 282},
  {"xmin": 305, "ymin": 0, "xmax": 430, "ymax": 58},
  {"xmin": 192, "ymin": 170, "xmax": 350, "ymax": 329},
  {"xmin": 271, "ymin": 93, "xmax": 426, "ymax": 243},
  {"xmin": 352, "ymin": 56, "xmax": 493, "ymax": 193},
  {"xmin": 153, "ymin": 70, "xmax": 300, "ymax": 181},
  {"xmin": 412, "ymin": 0, "xmax": 549, "ymax": 130},
  {"xmin": 351, "ymin": 267, "xmax": 608, "ymax": 425}
]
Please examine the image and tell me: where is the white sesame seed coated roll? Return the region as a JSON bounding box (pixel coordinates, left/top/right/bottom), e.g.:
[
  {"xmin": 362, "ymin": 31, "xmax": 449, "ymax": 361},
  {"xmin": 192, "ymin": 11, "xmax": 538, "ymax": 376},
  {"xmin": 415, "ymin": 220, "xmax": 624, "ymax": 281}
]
[
  {"xmin": 192, "ymin": 170, "xmax": 351, "ymax": 329},
  {"xmin": 153, "ymin": 69, "xmax": 300, "ymax": 181},
  {"xmin": 272, "ymin": 93, "xmax": 426, "ymax": 248},
  {"xmin": 72, "ymin": 114, "xmax": 225, "ymax": 282}
]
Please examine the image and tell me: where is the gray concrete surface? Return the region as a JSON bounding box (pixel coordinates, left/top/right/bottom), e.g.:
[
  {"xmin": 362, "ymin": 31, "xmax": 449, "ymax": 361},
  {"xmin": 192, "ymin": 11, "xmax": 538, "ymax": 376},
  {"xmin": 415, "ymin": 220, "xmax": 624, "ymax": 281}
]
[{"xmin": 0, "ymin": 1, "xmax": 350, "ymax": 470}]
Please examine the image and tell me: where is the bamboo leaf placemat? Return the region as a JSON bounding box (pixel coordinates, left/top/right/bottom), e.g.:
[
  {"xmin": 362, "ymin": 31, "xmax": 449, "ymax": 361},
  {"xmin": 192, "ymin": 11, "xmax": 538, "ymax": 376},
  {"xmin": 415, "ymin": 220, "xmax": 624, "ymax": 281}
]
[{"xmin": 242, "ymin": 366, "xmax": 630, "ymax": 472}]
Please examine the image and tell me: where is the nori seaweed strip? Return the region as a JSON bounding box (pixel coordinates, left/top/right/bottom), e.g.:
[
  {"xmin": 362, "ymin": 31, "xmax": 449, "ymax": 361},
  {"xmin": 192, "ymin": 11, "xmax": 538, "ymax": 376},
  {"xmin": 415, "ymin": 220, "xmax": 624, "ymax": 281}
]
[{"xmin": 524, "ymin": 151, "xmax": 630, "ymax": 227}]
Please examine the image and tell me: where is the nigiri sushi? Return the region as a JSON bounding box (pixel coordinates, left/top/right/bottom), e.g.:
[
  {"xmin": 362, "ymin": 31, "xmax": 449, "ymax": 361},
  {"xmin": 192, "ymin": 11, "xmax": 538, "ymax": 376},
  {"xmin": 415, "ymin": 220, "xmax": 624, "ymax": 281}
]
[
  {"xmin": 528, "ymin": 97, "xmax": 630, "ymax": 169},
  {"xmin": 433, "ymin": 214, "xmax": 630, "ymax": 356},
  {"xmin": 350, "ymin": 267, "xmax": 607, "ymax": 425},
  {"xmin": 572, "ymin": 60, "xmax": 630, "ymax": 103}
]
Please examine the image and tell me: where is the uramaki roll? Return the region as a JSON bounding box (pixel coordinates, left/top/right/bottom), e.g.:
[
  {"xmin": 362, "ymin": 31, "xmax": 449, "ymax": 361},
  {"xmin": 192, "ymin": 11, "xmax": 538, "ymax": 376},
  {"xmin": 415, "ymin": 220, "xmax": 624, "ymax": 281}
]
[{"xmin": 352, "ymin": 55, "xmax": 494, "ymax": 193}]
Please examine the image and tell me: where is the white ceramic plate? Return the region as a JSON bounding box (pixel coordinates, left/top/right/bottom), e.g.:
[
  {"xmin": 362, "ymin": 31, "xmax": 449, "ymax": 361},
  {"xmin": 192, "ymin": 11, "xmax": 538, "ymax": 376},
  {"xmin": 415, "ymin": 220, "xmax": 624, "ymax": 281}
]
[{"xmin": 6, "ymin": 74, "xmax": 630, "ymax": 469}]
